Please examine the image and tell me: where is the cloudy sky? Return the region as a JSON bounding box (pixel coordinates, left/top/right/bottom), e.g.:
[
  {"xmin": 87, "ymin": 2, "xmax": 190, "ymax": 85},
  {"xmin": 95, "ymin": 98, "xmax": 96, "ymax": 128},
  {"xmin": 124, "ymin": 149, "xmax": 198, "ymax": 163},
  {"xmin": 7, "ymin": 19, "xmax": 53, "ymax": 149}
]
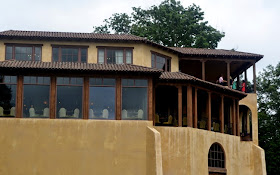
[{"xmin": 0, "ymin": 0, "xmax": 279, "ymax": 78}]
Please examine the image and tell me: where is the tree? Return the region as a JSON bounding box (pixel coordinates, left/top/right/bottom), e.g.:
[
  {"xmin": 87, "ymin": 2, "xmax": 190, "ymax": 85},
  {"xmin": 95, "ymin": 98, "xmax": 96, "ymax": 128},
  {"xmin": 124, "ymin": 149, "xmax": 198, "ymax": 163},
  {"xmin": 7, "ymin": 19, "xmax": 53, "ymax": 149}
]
[
  {"xmin": 93, "ymin": 0, "xmax": 225, "ymax": 49},
  {"xmin": 257, "ymin": 63, "xmax": 280, "ymax": 175}
]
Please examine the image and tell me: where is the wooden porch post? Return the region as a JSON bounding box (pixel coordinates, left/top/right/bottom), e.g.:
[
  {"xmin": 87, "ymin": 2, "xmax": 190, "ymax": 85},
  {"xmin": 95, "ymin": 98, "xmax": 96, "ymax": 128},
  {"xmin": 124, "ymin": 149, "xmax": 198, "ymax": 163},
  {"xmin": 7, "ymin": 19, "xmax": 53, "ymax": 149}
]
[
  {"xmin": 178, "ymin": 86, "xmax": 182, "ymax": 127},
  {"xmin": 116, "ymin": 78, "xmax": 121, "ymax": 120},
  {"xmin": 187, "ymin": 85, "xmax": 193, "ymax": 127},
  {"xmin": 207, "ymin": 92, "xmax": 212, "ymax": 131},
  {"xmin": 232, "ymin": 99, "xmax": 236, "ymax": 135},
  {"xmin": 237, "ymin": 75, "xmax": 240, "ymax": 90},
  {"xmin": 83, "ymin": 77, "xmax": 89, "ymax": 119},
  {"xmin": 16, "ymin": 75, "xmax": 23, "ymax": 118},
  {"xmin": 220, "ymin": 95, "xmax": 224, "ymax": 133},
  {"xmin": 236, "ymin": 100, "xmax": 240, "ymax": 136},
  {"xmin": 50, "ymin": 76, "xmax": 56, "ymax": 119},
  {"xmin": 193, "ymin": 88, "xmax": 198, "ymax": 128},
  {"xmin": 227, "ymin": 61, "xmax": 231, "ymax": 87},
  {"xmin": 153, "ymin": 85, "xmax": 156, "ymax": 125},
  {"xmin": 201, "ymin": 60, "xmax": 206, "ymax": 80},
  {"xmin": 244, "ymin": 70, "xmax": 248, "ymax": 83},
  {"xmin": 148, "ymin": 79, "xmax": 153, "ymax": 121},
  {"xmin": 253, "ymin": 63, "xmax": 257, "ymax": 93}
]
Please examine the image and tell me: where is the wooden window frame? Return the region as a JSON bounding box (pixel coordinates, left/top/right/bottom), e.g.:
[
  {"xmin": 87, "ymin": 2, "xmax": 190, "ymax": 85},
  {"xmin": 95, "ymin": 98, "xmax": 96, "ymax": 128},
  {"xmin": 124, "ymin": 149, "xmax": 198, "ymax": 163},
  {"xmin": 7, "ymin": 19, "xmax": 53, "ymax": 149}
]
[
  {"xmin": 97, "ymin": 46, "xmax": 134, "ymax": 64},
  {"xmin": 208, "ymin": 142, "xmax": 226, "ymax": 172},
  {"xmin": 89, "ymin": 78, "xmax": 117, "ymax": 120},
  {"xmin": 4, "ymin": 43, "xmax": 43, "ymax": 61},
  {"xmin": 151, "ymin": 51, "xmax": 171, "ymax": 72},
  {"xmin": 22, "ymin": 76, "xmax": 51, "ymax": 118},
  {"xmin": 55, "ymin": 77, "xmax": 84, "ymax": 119},
  {"xmin": 51, "ymin": 45, "xmax": 89, "ymax": 63}
]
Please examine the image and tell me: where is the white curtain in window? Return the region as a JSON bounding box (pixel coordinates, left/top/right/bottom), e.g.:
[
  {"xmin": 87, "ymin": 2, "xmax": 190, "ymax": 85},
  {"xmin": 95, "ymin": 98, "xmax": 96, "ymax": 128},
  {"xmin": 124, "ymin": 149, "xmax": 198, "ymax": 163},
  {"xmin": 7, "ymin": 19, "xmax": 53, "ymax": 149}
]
[{"xmin": 115, "ymin": 51, "xmax": 123, "ymax": 64}]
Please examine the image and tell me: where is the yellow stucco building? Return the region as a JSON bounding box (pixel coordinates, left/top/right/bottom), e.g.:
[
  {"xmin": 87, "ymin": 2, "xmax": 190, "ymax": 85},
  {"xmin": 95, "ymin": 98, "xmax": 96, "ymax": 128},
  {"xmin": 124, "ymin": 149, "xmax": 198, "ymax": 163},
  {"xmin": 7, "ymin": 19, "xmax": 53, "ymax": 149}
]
[{"xmin": 0, "ymin": 30, "xmax": 266, "ymax": 175}]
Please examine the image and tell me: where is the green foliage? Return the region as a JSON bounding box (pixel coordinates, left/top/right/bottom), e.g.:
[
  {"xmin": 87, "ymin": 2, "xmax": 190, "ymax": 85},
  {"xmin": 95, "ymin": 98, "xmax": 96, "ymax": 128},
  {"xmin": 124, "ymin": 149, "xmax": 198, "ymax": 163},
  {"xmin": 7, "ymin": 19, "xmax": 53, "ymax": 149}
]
[
  {"xmin": 257, "ymin": 63, "xmax": 280, "ymax": 175},
  {"xmin": 93, "ymin": 0, "xmax": 224, "ymax": 48}
]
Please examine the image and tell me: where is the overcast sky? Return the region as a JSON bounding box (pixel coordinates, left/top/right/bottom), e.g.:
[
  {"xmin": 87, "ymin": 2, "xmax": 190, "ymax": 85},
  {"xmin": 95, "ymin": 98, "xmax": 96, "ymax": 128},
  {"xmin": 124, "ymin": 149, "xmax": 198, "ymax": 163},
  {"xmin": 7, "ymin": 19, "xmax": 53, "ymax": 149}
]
[{"xmin": 0, "ymin": 0, "xmax": 279, "ymax": 78}]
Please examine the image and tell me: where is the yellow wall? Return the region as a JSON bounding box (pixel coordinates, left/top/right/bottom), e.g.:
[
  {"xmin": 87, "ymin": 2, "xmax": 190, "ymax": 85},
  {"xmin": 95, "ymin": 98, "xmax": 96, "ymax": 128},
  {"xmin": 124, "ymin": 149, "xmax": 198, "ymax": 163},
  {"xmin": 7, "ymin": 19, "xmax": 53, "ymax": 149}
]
[
  {"xmin": 0, "ymin": 118, "xmax": 266, "ymax": 175},
  {"xmin": 0, "ymin": 40, "xmax": 179, "ymax": 72},
  {"xmin": 155, "ymin": 127, "xmax": 266, "ymax": 175},
  {"xmin": 240, "ymin": 93, "xmax": 258, "ymax": 145}
]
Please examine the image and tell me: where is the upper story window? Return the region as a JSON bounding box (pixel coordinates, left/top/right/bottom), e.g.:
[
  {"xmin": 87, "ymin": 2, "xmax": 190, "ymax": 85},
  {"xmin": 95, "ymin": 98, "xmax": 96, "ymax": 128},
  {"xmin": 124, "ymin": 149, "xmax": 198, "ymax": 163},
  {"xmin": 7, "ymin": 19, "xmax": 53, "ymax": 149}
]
[
  {"xmin": 151, "ymin": 51, "xmax": 171, "ymax": 72},
  {"xmin": 52, "ymin": 45, "xmax": 88, "ymax": 63},
  {"xmin": 97, "ymin": 47, "xmax": 133, "ymax": 64},
  {"xmin": 5, "ymin": 44, "xmax": 42, "ymax": 61}
]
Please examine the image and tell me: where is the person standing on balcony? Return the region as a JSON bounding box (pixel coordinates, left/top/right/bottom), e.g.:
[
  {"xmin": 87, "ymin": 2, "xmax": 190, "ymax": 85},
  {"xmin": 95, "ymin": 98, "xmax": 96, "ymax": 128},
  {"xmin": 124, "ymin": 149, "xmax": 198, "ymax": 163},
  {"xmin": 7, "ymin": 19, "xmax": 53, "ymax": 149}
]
[
  {"xmin": 218, "ymin": 74, "xmax": 227, "ymax": 86},
  {"xmin": 241, "ymin": 80, "xmax": 246, "ymax": 92}
]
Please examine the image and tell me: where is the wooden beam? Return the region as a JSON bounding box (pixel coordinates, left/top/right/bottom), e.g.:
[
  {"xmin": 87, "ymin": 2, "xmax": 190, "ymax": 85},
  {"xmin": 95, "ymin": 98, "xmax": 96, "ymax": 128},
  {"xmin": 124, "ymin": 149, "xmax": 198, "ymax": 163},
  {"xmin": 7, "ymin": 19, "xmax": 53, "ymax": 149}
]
[
  {"xmin": 193, "ymin": 88, "xmax": 198, "ymax": 128},
  {"xmin": 153, "ymin": 85, "xmax": 156, "ymax": 125},
  {"xmin": 116, "ymin": 78, "xmax": 121, "ymax": 120},
  {"xmin": 178, "ymin": 86, "xmax": 182, "ymax": 127},
  {"xmin": 16, "ymin": 75, "xmax": 23, "ymax": 118},
  {"xmin": 180, "ymin": 57, "xmax": 257, "ymax": 62},
  {"xmin": 207, "ymin": 92, "xmax": 212, "ymax": 131},
  {"xmin": 253, "ymin": 63, "xmax": 256, "ymax": 93},
  {"xmin": 232, "ymin": 99, "xmax": 236, "ymax": 135},
  {"xmin": 220, "ymin": 95, "xmax": 224, "ymax": 133},
  {"xmin": 236, "ymin": 100, "xmax": 240, "ymax": 136},
  {"xmin": 148, "ymin": 78, "xmax": 153, "ymax": 121},
  {"xmin": 187, "ymin": 85, "xmax": 193, "ymax": 127},
  {"xmin": 83, "ymin": 77, "xmax": 89, "ymax": 119},
  {"xmin": 227, "ymin": 61, "xmax": 231, "ymax": 87},
  {"xmin": 244, "ymin": 70, "xmax": 248, "ymax": 83},
  {"xmin": 50, "ymin": 76, "xmax": 56, "ymax": 119},
  {"xmin": 201, "ymin": 60, "xmax": 206, "ymax": 80},
  {"xmin": 237, "ymin": 75, "xmax": 240, "ymax": 91}
]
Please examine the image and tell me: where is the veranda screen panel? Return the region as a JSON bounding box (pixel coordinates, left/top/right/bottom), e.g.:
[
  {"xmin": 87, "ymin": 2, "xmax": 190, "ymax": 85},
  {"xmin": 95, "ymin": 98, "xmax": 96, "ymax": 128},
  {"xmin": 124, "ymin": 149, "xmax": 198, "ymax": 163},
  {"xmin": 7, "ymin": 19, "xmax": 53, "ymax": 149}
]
[
  {"xmin": 0, "ymin": 76, "xmax": 17, "ymax": 117},
  {"xmin": 121, "ymin": 79, "xmax": 148, "ymax": 120},
  {"xmin": 23, "ymin": 76, "xmax": 50, "ymax": 118},
  {"xmin": 89, "ymin": 78, "xmax": 116, "ymax": 119},
  {"xmin": 56, "ymin": 77, "xmax": 83, "ymax": 119}
]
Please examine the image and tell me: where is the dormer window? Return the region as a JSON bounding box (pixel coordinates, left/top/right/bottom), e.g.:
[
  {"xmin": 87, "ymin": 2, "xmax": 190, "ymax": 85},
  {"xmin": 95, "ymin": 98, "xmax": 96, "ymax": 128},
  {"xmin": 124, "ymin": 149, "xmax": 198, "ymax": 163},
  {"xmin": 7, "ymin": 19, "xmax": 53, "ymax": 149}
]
[
  {"xmin": 151, "ymin": 51, "xmax": 171, "ymax": 72},
  {"xmin": 5, "ymin": 44, "xmax": 42, "ymax": 61},
  {"xmin": 52, "ymin": 45, "xmax": 88, "ymax": 63},
  {"xmin": 97, "ymin": 47, "xmax": 133, "ymax": 64}
]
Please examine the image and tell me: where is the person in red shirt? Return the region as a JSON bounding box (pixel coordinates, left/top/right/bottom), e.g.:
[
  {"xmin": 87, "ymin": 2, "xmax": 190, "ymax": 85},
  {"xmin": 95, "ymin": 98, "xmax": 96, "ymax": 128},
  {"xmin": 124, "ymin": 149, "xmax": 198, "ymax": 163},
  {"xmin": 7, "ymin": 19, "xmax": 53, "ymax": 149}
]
[{"xmin": 241, "ymin": 80, "xmax": 246, "ymax": 92}]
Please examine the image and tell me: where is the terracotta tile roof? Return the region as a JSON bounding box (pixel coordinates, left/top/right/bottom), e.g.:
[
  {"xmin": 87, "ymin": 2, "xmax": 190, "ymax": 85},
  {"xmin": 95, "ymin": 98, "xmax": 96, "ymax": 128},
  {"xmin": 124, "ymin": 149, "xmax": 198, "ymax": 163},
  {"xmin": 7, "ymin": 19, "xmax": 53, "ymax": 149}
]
[
  {"xmin": 169, "ymin": 47, "xmax": 263, "ymax": 59},
  {"xmin": 0, "ymin": 60, "xmax": 162, "ymax": 74},
  {"xmin": 160, "ymin": 72, "xmax": 247, "ymax": 98},
  {"xmin": 0, "ymin": 30, "xmax": 146, "ymax": 42}
]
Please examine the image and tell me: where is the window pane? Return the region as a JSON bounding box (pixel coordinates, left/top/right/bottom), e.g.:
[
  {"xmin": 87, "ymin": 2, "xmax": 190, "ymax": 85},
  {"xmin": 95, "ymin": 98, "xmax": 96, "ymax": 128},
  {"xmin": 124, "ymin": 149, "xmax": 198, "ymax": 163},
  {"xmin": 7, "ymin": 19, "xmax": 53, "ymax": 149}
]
[
  {"xmin": 34, "ymin": 47, "xmax": 41, "ymax": 61},
  {"xmin": 24, "ymin": 76, "xmax": 31, "ymax": 84},
  {"xmin": 38, "ymin": 77, "xmax": 44, "ymax": 84},
  {"xmin": 126, "ymin": 50, "xmax": 132, "ymax": 64},
  {"xmin": 156, "ymin": 55, "xmax": 166, "ymax": 70},
  {"xmin": 151, "ymin": 54, "xmax": 155, "ymax": 68},
  {"xmin": 98, "ymin": 49, "xmax": 105, "ymax": 64},
  {"xmin": 115, "ymin": 50, "xmax": 123, "ymax": 64},
  {"xmin": 135, "ymin": 79, "xmax": 148, "ymax": 87},
  {"xmin": 89, "ymin": 87, "xmax": 115, "ymax": 119},
  {"xmin": 23, "ymin": 85, "xmax": 50, "ymax": 118},
  {"xmin": 43, "ymin": 77, "xmax": 50, "ymax": 85},
  {"xmin": 30, "ymin": 77, "xmax": 36, "ymax": 84},
  {"xmin": 4, "ymin": 76, "xmax": 11, "ymax": 83},
  {"xmin": 56, "ymin": 86, "xmax": 83, "ymax": 118},
  {"xmin": 106, "ymin": 50, "xmax": 115, "ymax": 64},
  {"xmin": 6, "ymin": 46, "xmax": 13, "ymax": 60},
  {"xmin": 57, "ymin": 77, "xmax": 64, "ymax": 84},
  {"xmin": 81, "ymin": 48, "xmax": 87, "ymax": 63},
  {"xmin": 103, "ymin": 78, "xmax": 116, "ymax": 86},
  {"xmin": 15, "ymin": 47, "xmax": 32, "ymax": 61},
  {"xmin": 122, "ymin": 79, "xmax": 134, "ymax": 86},
  {"xmin": 122, "ymin": 87, "xmax": 147, "ymax": 120},
  {"xmin": 0, "ymin": 84, "xmax": 17, "ymax": 117},
  {"xmin": 52, "ymin": 48, "xmax": 59, "ymax": 62}
]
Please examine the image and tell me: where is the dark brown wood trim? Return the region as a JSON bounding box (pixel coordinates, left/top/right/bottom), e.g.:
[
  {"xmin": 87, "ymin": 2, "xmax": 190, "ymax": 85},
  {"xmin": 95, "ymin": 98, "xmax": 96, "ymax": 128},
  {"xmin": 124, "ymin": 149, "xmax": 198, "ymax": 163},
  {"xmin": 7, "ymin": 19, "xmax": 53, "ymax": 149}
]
[
  {"xmin": 96, "ymin": 46, "xmax": 134, "ymax": 49},
  {"xmin": 244, "ymin": 70, "xmax": 247, "ymax": 83},
  {"xmin": 232, "ymin": 99, "xmax": 236, "ymax": 135},
  {"xmin": 4, "ymin": 43, "xmax": 43, "ymax": 46},
  {"xmin": 237, "ymin": 75, "xmax": 240, "ymax": 91},
  {"xmin": 220, "ymin": 95, "xmax": 224, "ymax": 133},
  {"xmin": 116, "ymin": 78, "xmax": 121, "ymax": 120},
  {"xmin": 148, "ymin": 78, "xmax": 153, "ymax": 121},
  {"xmin": 253, "ymin": 63, "xmax": 256, "ymax": 93},
  {"xmin": 178, "ymin": 85, "xmax": 182, "ymax": 127},
  {"xmin": 180, "ymin": 57, "xmax": 257, "ymax": 62},
  {"xmin": 207, "ymin": 92, "xmax": 212, "ymax": 130},
  {"xmin": 208, "ymin": 167, "xmax": 227, "ymax": 173},
  {"xmin": 227, "ymin": 61, "xmax": 231, "ymax": 87},
  {"xmin": 51, "ymin": 44, "xmax": 89, "ymax": 48},
  {"xmin": 16, "ymin": 75, "xmax": 23, "ymax": 118},
  {"xmin": 201, "ymin": 60, "xmax": 206, "ymax": 80},
  {"xmin": 236, "ymin": 100, "xmax": 240, "ymax": 136},
  {"xmin": 50, "ymin": 76, "xmax": 56, "ymax": 119},
  {"xmin": 193, "ymin": 88, "xmax": 198, "ymax": 128},
  {"xmin": 187, "ymin": 85, "xmax": 193, "ymax": 127},
  {"xmin": 83, "ymin": 77, "xmax": 89, "ymax": 119},
  {"xmin": 152, "ymin": 85, "xmax": 156, "ymax": 125}
]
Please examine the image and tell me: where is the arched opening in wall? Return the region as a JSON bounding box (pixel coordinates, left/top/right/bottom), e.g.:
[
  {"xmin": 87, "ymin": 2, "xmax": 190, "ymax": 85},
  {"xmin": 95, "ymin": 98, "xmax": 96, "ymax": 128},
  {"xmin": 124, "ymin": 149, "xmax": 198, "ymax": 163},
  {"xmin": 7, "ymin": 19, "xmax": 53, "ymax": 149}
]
[
  {"xmin": 208, "ymin": 143, "xmax": 227, "ymax": 175},
  {"xmin": 239, "ymin": 105, "xmax": 252, "ymax": 141}
]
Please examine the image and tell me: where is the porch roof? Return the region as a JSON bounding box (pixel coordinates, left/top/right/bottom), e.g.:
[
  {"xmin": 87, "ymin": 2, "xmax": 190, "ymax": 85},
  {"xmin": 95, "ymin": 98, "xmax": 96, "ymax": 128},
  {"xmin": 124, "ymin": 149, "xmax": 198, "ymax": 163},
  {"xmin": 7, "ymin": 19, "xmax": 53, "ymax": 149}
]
[
  {"xmin": 0, "ymin": 60, "xmax": 162, "ymax": 75},
  {"xmin": 159, "ymin": 72, "xmax": 247, "ymax": 98}
]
